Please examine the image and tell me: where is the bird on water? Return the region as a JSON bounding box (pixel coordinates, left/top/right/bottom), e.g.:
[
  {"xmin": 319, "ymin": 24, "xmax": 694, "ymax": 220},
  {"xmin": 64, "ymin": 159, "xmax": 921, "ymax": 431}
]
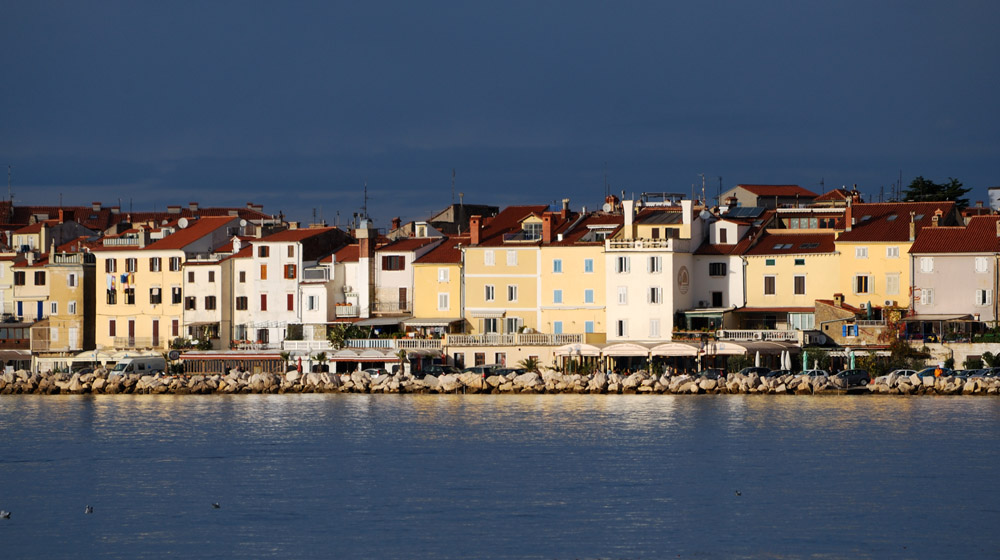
[
  {"xmin": 85, "ymin": 505, "xmax": 94, "ymax": 514},
  {"xmin": 212, "ymin": 502, "xmax": 221, "ymax": 509},
  {"xmin": 735, "ymin": 490, "xmax": 742, "ymax": 496},
  {"xmin": 0, "ymin": 510, "xmax": 10, "ymax": 519}
]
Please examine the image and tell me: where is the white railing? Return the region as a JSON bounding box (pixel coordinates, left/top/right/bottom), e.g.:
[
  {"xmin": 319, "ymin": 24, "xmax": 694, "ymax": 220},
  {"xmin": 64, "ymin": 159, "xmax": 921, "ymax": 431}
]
[
  {"xmin": 716, "ymin": 329, "xmax": 799, "ymax": 342},
  {"xmin": 282, "ymin": 340, "xmax": 332, "ymax": 352},
  {"xmin": 856, "ymin": 320, "xmax": 887, "ymax": 327},
  {"xmin": 334, "ymin": 305, "xmax": 360, "ymax": 318},
  {"xmin": 343, "ymin": 338, "xmax": 443, "ymax": 350},
  {"xmin": 446, "ymin": 333, "xmax": 583, "ymax": 347},
  {"xmin": 606, "ymin": 238, "xmax": 676, "ymax": 251},
  {"xmin": 374, "ymin": 301, "xmax": 410, "ymax": 313}
]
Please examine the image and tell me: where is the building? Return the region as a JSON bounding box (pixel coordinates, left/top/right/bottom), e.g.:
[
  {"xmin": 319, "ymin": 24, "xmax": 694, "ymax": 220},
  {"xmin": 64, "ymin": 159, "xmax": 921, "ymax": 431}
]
[
  {"xmin": 410, "ymin": 236, "xmax": 469, "ymax": 336},
  {"xmin": 719, "ymin": 184, "xmax": 818, "ymax": 209}
]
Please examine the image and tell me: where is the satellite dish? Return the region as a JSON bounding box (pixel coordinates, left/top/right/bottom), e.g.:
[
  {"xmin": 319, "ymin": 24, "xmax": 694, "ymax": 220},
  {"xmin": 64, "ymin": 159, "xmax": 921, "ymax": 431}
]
[
  {"xmin": 239, "ymin": 219, "xmax": 247, "ymax": 228},
  {"xmin": 602, "ymin": 202, "xmax": 613, "ymax": 212},
  {"xmin": 177, "ymin": 218, "xmax": 189, "ymax": 229},
  {"xmin": 168, "ymin": 350, "xmax": 180, "ymax": 360}
]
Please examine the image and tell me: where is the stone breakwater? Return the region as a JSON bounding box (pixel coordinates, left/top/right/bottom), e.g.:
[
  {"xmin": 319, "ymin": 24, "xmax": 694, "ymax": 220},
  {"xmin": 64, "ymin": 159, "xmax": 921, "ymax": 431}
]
[{"xmin": 2, "ymin": 368, "xmax": 1000, "ymax": 396}]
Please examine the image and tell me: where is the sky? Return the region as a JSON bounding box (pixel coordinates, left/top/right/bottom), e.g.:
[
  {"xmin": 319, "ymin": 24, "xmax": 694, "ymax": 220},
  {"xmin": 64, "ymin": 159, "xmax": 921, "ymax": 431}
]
[{"xmin": 3, "ymin": 1, "xmax": 999, "ymax": 227}]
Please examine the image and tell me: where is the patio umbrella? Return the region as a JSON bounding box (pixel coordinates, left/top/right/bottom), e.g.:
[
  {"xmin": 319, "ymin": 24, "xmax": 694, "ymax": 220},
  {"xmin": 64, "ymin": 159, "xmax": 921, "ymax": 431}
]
[
  {"xmin": 784, "ymin": 351, "xmax": 792, "ymax": 370},
  {"xmin": 849, "ymin": 350, "xmax": 856, "ymax": 369},
  {"xmin": 802, "ymin": 350, "xmax": 809, "ymax": 373},
  {"xmin": 754, "ymin": 351, "xmax": 761, "ymax": 368}
]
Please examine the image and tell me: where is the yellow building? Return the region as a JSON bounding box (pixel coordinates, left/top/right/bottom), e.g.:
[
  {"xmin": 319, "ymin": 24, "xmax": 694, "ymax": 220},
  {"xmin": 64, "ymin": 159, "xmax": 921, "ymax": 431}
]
[
  {"xmin": 31, "ymin": 248, "xmax": 96, "ymax": 357},
  {"xmin": 835, "ymin": 202, "xmax": 958, "ymax": 309},
  {"xmin": 410, "ymin": 236, "xmax": 468, "ymax": 336},
  {"xmin": 0, "ymin": 254, "xmax": 16, "ymax": 318}
]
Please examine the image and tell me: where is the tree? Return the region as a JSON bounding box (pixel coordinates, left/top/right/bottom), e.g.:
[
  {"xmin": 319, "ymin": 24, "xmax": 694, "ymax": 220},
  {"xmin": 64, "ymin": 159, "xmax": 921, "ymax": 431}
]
[
  {"xmin": 902, "ymin": 176, "xmax": 970, "ymax": 209},
  {"xmin": 518, "ymin": 357, "xmax": 540, "ymax": 373}
]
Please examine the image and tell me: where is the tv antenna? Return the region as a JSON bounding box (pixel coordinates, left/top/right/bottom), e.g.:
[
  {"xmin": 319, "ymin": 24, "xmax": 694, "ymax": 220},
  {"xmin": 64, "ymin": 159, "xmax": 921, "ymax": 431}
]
[
  {"xmin": 451, "ymin": 168, "xmax": 456, "ymax": 203},
  {"xmin": 362, "ymin": 179, "xmax": 369, "ymax": 220}
]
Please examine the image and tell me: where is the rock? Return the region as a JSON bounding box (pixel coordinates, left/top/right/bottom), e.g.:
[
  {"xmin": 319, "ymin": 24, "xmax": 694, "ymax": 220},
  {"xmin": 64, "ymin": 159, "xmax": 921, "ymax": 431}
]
[
  {"xmin": 513, "ymin": 372, "xmax": 542, "ymax": 389},
  {"xmin": 622, "ymin": 373, "xmax": 644, "ymax": 389},
  {"xmin": 458, "ymin": 373, "xmax": 485, "ymax": 391},
  {"xmin": 588, "ymin": 372, "xmax": 608, "ymax": 391},
  {"xmin": 698, "ymin": 378, "xmax": 717, "ymax": 391}
]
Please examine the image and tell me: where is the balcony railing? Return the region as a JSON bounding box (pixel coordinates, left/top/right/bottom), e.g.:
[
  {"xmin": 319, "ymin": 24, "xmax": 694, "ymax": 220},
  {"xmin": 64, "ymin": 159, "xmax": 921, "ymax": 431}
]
[
  {"xmin": 373, "ymin": 301, "xmax": 410, "ymax": 313},
  {"xmin": 113, "ymin": 337, "xmax": 163, "ymax": 348},
  {"xmin": 334, "ymin": 305, "xmax": 360, "ymax": 318},
  {"xmin": 282, "ymin": 338, "xmax": 443, "ymax": 353},
  {"xmin": 445, "ymin": 333, "xmax": 583, "ymax": 347},
  {"xmin": 302, "ymin": 267, "xmax": 329, "ymax": 281},
  {"xmin": 606, "ymin": 238, "xmax": 677, "ymax": 251},
  {"xmin": 716, "ymin": 329, "xmax": 799, "ymax": 342}
]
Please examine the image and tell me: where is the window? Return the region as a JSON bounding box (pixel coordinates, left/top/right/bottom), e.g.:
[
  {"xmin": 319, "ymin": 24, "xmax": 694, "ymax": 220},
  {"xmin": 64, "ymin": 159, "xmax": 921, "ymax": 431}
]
[
  {"xmin": 712, "ymin": 291, "xmax": 723, "ymax": 307},
  {"xmin": 650, "ymin": 227, "xmax": 659, "ymax": 239},
  {"xmin": 886, "ymin": 246, "xmax": 899, "ymax": 259},
  {"xmin": 650, "ymin": 318, "xmax": 660, "ymax": 338},
  {"xmin": 615, "ymin": 256, "xmax": 630, "ymax": 273},
  {"xmin": 585, "ymin": 321, "xmax": 594, "ymax": 333},
  {"xmin": 287, "ymin": 293, "xmax": 294, "ymax": 311},
  {"xmin": 208, "ymin": 270, "xmax": 216, "ymax": 282},
  {"xmin": 237, "ymin": 270, "xmax": 245, "ymax": 283},
  {"xmin": 13, "ymin": 271, "xmax": 25, "ymax": 286},
  {"xmin": 105, "ymin": 259, "xmax": 117, "ymax": 273},
  {"xmin": 34, "ymin": 271, "xmax": 46, "ymax": 285},
  {"xmin": 789, "ymin": 313, "xmax": 815, "ymax": 330},
  {"xmin": 50, "ymin": 302, "xmax": 58, "ymax": 315},
  {"xmin": 124, "ymin": 288, "xmax": 135, "ymax": 305},
  {"xmin": 765, "ymin": 259, "xmax": 775, "ymax": 266},
  {"xmin": 257, "ymin": 329, "xmax": 269, "ymax": 343},
  {"xmin": 976, "ymin": 289, "xmax": 993, "ymax": 306},
  {"xmin": 260, "ymin": 264, "xmax": 268, "ymax": 280},
  {"xmin": 584, "ymin": 259, "xmax": 594, "ymax": 273},
  {"xmin": 843, "ymin": 324, "xmax": 858, "ymax": 338},
  {"xmin": 886, "ymin": 273, "xmax": 900, "ymax": 296},
  {"xmin": 68, "ymin": 301, "xmax": 77, "ymax": 315},
  {"xmin": 854, "ymin": 275, "xmax": 871, "ymax": 294},
  {"xmin": 172, "ymin": 319, "xmax": 179, "ymax": 337},
  {"xmin": 483, "ymin": 318, "xmax": 499, "ymax": 333},
  {"xmin": 794, "ymin": 258, "xmax": 805, "ymax": 266},
  {"xmin": 185, "ymin": 296, "xmax": 197, "ymax": 310},
  {"xmin": 507, "ymin": 285, "xmax": 518, "ymax": 302},
  {"xmin": 617, "ymin": 286, "xmax": 627, "ymax": 305},
  {"xmin": 382, "ymin": 255, "xmax": 405, "ymax": 271},
  {"xmin": 149, "ymin": 257, "xmax": 161, "ymax": 272},
  {"xmin": 648, "ymin": 256, "xmax": 662, "ymax": 273},
  {"xmin": 553, "ymin": 289, "xmax": 563, "ymax": 303},
  {"xmin": 109, "ymin": 319, "xmax": 116, "ymax": 337},
  {"xmin": 106, "ymin": 289, "xmax": 117, "ymax": 305},
  {"xmin": 506, "ymin": 251, "xmax": 517, "ymax": 266},
  {"xmin": 206, "ymin": 296, "xmax": 217, "ymax": 310},
  {"xmin": 260, "ymin": 294, "xmax": 268, "ymax": 311},
  {"xmin": 438, "ymin": 293, "xmax": 449, "ymax": 311},
  {"xmin": 719, "ymin": 229, "xmax": 728, "ymax": 243},
  {"xmin": 764, "ymin": 276, "xmax": 776, "ymax": 295},
  {"xmin": 584, "ymin": 289, "xmax": 594, "ymax": 304},
  {"xmin": 438, "ymin": 268, "xmax": 450, "ymax": 282},
  {"xmin": 169, "ymin": 257, "xmax": 182, "ymax": 271},
  {"xmin": 856, "ymin": 247, "xmax": 868, "ymax": 259},
  {"xmin": 553, "ymin": 321, "xmax": 563, "ymax": 334},
  {"xmin": 484, "ymin": 250, "xmax": 495, "ymax": 266},
  {"xmin": 287, "ymin": 245, "xmax": 295, "ymax": 258},
  {"xmin": 188, "ymin": 271, "xmax": 195, "ymax": 283},
  {"xmin": 920, "ymin": 257, "xmax": 934, "ymax": 273},
  {"xmin": 284, "ymin": 264, "xmax": 296, "ymax": 279},
  {"xmin": 306, "ymin": 296, "xmax": 317, "ymax": 311},
  {"xmin": 553, "ymin": 259, "xmax": 563, "ymax": 273},
  {"xmin": 919, "ymin": 288, "xmax": 934, "ymax": 305},
  {"xmin": 236, "ymin": 296, "xmax": 248, "ymax": 310},
  {"xmin": 648, "ymin": 286, "xmax": 662, "ymax": 304},
  {"xmin": 258, "ymin": 246, "xmax": 270, "ymax": 258},
  {"xmin": 149, "ymin": 287, "xmax": 162, "ymax": 304},
  {"xmin": 976, "ymin": 257, "xmax": 989, "ymax": 273},
  {"xmin": 172, "ymin": 286, "xmax": 182, "ymax": 304},
  {"xmin": 125, "ymin": 258, "xmax": 137, "ymax": 272},
  {"xmin": 485, "ymin": 285, "xmax": 495, "ymax": 302},
  {"xmin": 794, "ymin": 275, "xmax": 806, "ymax": 295},
  {"xmin": 616, "ymin": 319, "xmax": 628, "ymax": 338},
  {"xmin": 67, "ymin": 273, "xmax": 78, "ymax": 287},
  {"xmin": 709, "ymin": 262, "xmax": 726, "ymax": 276}
]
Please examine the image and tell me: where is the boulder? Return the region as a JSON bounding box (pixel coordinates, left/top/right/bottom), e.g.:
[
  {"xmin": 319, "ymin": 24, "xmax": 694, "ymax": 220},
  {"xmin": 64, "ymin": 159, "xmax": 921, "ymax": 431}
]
[
  {"xmin": 698, "ymin": 378, "xmax": 717, "ymax": 391},
  {"xmin": 588, "ymin": 372, "xmax": 608, "ymax": 391},
  {"xmin": 458, "ymin": 373, "xmax": 485, "ymax": 391},
  {"xmin": 513, "ymin": 372, "xmax": 542, "ymax": 389},
  {"xmin": 622, "ymin": 373, "xmax": 644, "ymax": 389}
]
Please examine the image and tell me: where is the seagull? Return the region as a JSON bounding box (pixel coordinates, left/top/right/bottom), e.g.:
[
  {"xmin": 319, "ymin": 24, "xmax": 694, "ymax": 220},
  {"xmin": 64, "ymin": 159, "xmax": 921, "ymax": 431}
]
[
  {"xmin": 735, "ymin": 490, "xmax": 742, "ymax": 496},
  {"xmin": 212, "ymin": 502, "xmax": 221, "ymax": 509},
  {"xmin": 85, "ymin": 505, "xmax": 94, "ymax": 514},
  {"xmin": 0, "ymin": 510, "xmax": 10, "ymax": 519}
]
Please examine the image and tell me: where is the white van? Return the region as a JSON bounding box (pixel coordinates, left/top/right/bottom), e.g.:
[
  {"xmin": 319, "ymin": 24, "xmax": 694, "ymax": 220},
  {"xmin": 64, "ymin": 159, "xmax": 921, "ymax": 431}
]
[{"xmin": 111, "ymin": 356, "xmax": 167, "ymax": 375}]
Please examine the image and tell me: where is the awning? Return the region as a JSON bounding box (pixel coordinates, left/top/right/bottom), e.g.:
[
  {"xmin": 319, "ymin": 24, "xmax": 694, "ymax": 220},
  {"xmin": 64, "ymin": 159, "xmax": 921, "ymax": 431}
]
[
  {"xmin": 734, "ymin": 307, "xmax": 815, "ymax": 313},
  {"xmin": 554, "ymin": 343, "xmax": 603, "ymax": 357},
  {"xmin": 470, "ymin": 311, "xmax": 505, "ymax": 318},
  {"xmin": 737, "ymin": 341, "xmax": 799, "ymax": 355},
  {"xmin": 0, "ymin": 349, "xmax": 31, "ymax": 362},
  {"xmin": 901, "ymin": 314, "xmax": 974, "ymax": 322},
  {"xmin": 684, "ymin": 308, "xmax": 732, "ymax": 315},
  {"xmin": 650, "ymin": 342, "xmax": 700, "ymax": 357},
  {"xmin": 402, "ymin": 317, "xmax": 462, "ymax": 327},
  {"xmin": 703, "ymin": 341, "xmax": 747, "ymax": 355},
  {"xmin": 355, "ymin": 317, "xmax": 405, "ymax": 327},
  {"xmin": 601, "ymin": 342, "xmax": 653, "ymax": 357}
]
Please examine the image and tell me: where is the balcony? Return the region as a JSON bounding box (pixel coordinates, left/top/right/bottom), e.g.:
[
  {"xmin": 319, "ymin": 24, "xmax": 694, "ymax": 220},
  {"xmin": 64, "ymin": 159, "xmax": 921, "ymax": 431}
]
[
  {"xmin": 334, "ymin": 304, "xmax": 360, "ymax": 318},
  {"xmin": 373, "ymin": 301, "xmax": 410, "ymax": 314},
  {"xmin": 605, "ymin": 238, "xmax": 677, "ymax": 251},
  {"xmin": 445, "ymin": 333, "xmax": 583, "ymax": 347},
  {"xmin": 113, "ymin": 337, "xmax": 163, "ymax": 349},
  {"xmin": 502, "ymin": 231, "xmax": 541, "ymax": 243},
  {"xmin": 716, "ymin": 329, "xmax": 799, "ymax": 342},
  {"xmin": 282, "ymin": 338, "xmax": 443, "ymax": 353},
  {"xmin": 302, "ymin": 267, "xmax": 329, "ymax": 281}
]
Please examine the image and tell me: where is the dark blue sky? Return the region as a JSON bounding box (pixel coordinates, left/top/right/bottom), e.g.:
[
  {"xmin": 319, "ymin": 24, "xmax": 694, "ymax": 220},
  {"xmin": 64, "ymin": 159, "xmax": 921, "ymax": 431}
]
[{"xmin": 3, "ymin": 1, "xmax": 998, "ymax": 227}]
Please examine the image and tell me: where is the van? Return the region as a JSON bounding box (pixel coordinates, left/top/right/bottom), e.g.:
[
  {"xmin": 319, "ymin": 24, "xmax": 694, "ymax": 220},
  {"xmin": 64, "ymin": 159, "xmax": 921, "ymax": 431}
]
[{"xmin": 111, "ymin": 356, "xmax": 167, "ymax": 375}]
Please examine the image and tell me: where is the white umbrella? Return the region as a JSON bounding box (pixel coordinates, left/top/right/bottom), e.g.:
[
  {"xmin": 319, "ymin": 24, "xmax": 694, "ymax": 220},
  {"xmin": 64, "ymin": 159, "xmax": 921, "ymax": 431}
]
[
  {"xmin": 783, "ymin": 350, "xmax": 791, "ymax": 371},
  {"xmin": 754, "ymin": 351, "xmax": 761, "ymax": 368}
]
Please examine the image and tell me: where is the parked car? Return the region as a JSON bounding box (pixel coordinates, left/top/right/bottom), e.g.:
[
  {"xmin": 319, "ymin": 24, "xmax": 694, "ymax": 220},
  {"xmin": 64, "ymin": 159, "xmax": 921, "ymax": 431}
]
[
  {"xmin": 363, "ymin": 368, "xmax": 389, "ymax": 379},
  {"xmin": 916, "ymin": 366, "xmax": 953, "ymax": 378},
  {"xmin": 835, "ymin": 368, "xmax": 870, "ymax": 387},
  {"xmin": 738, "ymin": 367, "xmax": 770, "ymax": 376},
  {"xmin": 463, "ymin": 365, "xmax": 502, "ymax": 377},
  {"xmin": 803, "ymin": 369, "xmax": 830, "ymax": 378},
  {"xmin": 419, "ymin": 365, "xmax": 462, "ymax": 378},
  {"xmin": 698, "ymin": 368, "xmax": 726, "ymax": 380},
  {"xmin": 493, "ymin": 367, "xmax": 526, "ymax": 377},
  {"xmin": 872, "ymin": 369, "xmax": 915, "ymax": 384},
  {"xmin": 763, "ymin": 369, "xmax": 793, "ymax": 378}
]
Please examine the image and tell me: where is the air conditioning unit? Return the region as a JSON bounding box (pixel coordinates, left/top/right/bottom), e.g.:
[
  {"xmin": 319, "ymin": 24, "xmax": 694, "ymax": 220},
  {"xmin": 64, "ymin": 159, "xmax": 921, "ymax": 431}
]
[
  {"xmin": 342, "ymin": 285, "xmax": 353, "ymax": 293},
  {"xmin": 860, "ymin": 303, "xmax": 868, "ymax": 310},
  {"xmin": 698, "ymin": 300, "xmax": 709, "ymax": 307},
  {"xmin": 884, "ymin": 300, "xmax": 893, "ymax": 306}
]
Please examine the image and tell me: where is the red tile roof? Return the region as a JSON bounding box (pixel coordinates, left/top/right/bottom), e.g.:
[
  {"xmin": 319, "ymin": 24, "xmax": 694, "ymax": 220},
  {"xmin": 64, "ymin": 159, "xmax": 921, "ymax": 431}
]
[
  {"xmin": 550, "ymin": 214, "xmax": 623, "ymax": 246},
  {"xmin": 414, "ymin": 236, "xmax": 469, "ymax": 264},
  {"xmin": 378, "ymin": 237, "xmax": 440, "ymax": 253},
  {"xmin": 737, "ymin": 184, "xmax": 818, "ymax": 198},
  {"xmin": 258, "ymin": 226, "xmax": 339, "ymax": 242},
  {"xmin": 144, "ymin": 216, "xmax": 239, "ymax": 251},
  {"xmin": 474, "ymin": 205, "xmax": 550, "ymax": 246},
  {"xmin": 56, "ymin": 236, "xmax": 101, "ymax": 253},
  {"xmin": 909, "ymin": 215, "xmax": 1000, "ymax": 254},
  {"xmin": 327, "ymin": 244, "xmax": 360, "ymax": 263},
  {"xmin": 836, "ymin": 202, "xmax": 957, "ymax": 242},
  {"xmin": 813, "ymin": 188, "xmax": 853, "ymax": 202},
  {"xmin": 744, "ymin": 232, "xmax": 836, "ymax": 256}
]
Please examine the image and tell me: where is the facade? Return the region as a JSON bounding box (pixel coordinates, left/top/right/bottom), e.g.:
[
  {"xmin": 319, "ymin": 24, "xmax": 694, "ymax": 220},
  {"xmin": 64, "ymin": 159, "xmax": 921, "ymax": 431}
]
[
  {"xmin": 719, "ymin": 184, "xmax": 818, "ymax": 209},
  {"xmin": 31, "ymin": 249, "xmax": 95, "ymax": 356},
  {"xmin": 411, "ymin": 236, "xmax": 468, "ymax": 335}
]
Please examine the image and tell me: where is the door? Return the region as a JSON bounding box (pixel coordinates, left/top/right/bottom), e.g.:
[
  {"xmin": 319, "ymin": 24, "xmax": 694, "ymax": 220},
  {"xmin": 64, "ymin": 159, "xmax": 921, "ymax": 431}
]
[
  {"xmin": 38, "ymin": 301, "xmax": 44, "ymax": 320},
  {"xmin": 69, "ymin": 327, "xmax": 79, "ymax": 350},
  {"xmin": 399, "ymin": 287, "xmax": 407, "ymax": 311},
  {"xmin": 128, "ymin": 320, "xmax": 136, "ymax": 348},
  {"xmin": 152, "ymin": 320, "xmax": 159, "ymax": 348}
]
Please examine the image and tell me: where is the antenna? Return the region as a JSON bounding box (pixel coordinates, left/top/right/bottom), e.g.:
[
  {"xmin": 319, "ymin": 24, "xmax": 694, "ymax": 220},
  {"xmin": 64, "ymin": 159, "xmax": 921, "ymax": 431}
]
[
  {"xmin": 7, "ymin": 165, "xmax": 12, "ymax": 202},
  {"xmin": 699, "ymin": 173, "xmax": 706, "ymax": 206},
  {"xmin": 362, "ymin": 179, "xmax": 369, "ymax": 219},
  {"xmin": 603, "ymin": 162, "xmax": 608, "ymax": 198},
  {"xmin": 717, "ymin": 176, "xmax": 722, "ymax": 206},
  {"xmin": 819, "ymin": 177, "xmax": 825, "ymax": 193},
  {"xmin": 451, "ymin": 168, "xmax": 456, "ymax": 203}
]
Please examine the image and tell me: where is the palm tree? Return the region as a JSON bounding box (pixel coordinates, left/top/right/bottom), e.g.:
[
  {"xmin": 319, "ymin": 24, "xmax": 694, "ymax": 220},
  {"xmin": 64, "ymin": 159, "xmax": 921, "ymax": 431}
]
[{"xmin": 518, "ymin": 357, "xmax": 540, "ymax": 373}]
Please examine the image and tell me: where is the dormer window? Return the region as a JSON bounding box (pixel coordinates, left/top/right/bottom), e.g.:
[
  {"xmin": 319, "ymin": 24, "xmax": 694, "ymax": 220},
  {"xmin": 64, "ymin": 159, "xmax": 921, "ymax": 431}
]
[{"xmin": 524, "ymin": 222, "xmax": 542, "ymax": 240}]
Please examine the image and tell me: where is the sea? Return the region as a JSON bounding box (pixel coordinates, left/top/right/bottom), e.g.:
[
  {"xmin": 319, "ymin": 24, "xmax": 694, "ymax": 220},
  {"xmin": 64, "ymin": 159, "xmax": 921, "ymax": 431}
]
[{"xmin": 1, "ymin": 394, "xmax": 998, "ymax": 559}]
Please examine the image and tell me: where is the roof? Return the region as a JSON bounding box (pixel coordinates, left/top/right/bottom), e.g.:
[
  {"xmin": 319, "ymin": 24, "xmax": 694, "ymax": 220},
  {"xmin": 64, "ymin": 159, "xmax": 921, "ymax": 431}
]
[
  {"xmin": 12, "ymin": 220, "xmax": 55, "ymax": 234},
  {"xmin": 737, "ymin": 185, "xmax": 818, "ymax": 198},
  {"xmin": 258, "ymin": 227, "xmax": 338, "ymax": 243},
  {"xmin": 144, "ymin": 216, "xmax": 238, "ymax": 251},
  {"xmin": 836, "ymin": 201, "xmax": 957, "ymax": 243},
  {"xmin": 328, "ymin": 244, "xmax": 360, "ymax": 263},
  {"xmin": 816, "ymin": 299, "xmax": 864, "ymax": 314},
  {"xmin": 813, "ymin": 188, "xmax": 853, "ymax": 203},
  {"xmin": 378, "ymin": 237, "xmax": 440, "ymax": 253},
  {"xmin": 0, "ymin": 203, "xmax": 272, "ymax": 232},
  {"xmin": 550, "ymin": 213, "xmax": 624, "ymax": 245},
  {"xmin": 414, "ymin": 236, "xmax": 469, "ymax": 264},
  {"xmin": 744, "ymin": 232, "xmax": 836, "ymax": 256},
  {"xmin": 909, "ymin": 215, "xmax": 1000, "ymax": 254},
  {"xmin": 57, "ymin": 236, "xmax": 101, "ymax": 253},
  {"xmin": 474, "ymin": 205, "xmax": 550, "ymax": 247}
]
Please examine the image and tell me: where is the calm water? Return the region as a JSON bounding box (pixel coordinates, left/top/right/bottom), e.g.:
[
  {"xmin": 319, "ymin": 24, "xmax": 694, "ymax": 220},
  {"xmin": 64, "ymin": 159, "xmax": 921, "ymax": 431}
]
[{"xmin": 1, "ymin": 394, "xmax": 998, "ymax": 559}]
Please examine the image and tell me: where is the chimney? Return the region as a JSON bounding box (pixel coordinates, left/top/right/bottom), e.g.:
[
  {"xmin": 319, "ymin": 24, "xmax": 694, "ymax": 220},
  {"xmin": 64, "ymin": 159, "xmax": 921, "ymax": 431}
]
[
  {"xmin": 995, "ymin": 219, "xmax": 1000, "ymax": 238},
  {"xmin": 932, "ymin": 209, "xmax": 942, "ymax": 227},
  {"xmin": 845, "ymin": 200, "xmax": 853, "ymax": 232},
  {"xmin": 58, "ymin": 209, "xmax": 64, "ymax": 223},
  {"xmin": 622, "ymin": 200, "xmax": 635, "ymax": 240},
  {"xmin": 167, "ymin": 205, "xmax": 181, "ymax": 214},
  {"xmin": 26, "ymin": 252, "xmax": 34, "ymax": 266},
  {"xmin": 470, "ymin": 215, "xmax": 482, "ymax": 246},
  {"xmin": 561, "ymin": 198, "xmax": 570, "ymax": 220},
  {"xmin": 391, "ymin": 217, "xmax": 401, "ymax": 231},
  {"xmin": 92, "ymin": 201, "xmax": 102, "ymax": 212},
  {"xmin": 357, "ymin": 220, "xmax": 377, "ymax": 258},
  {"xmin": 542, "ymin": 214, "xmax": 553, "ymax": 244},
  {"xmin": 977, "ymin": 201, "xmax": 984, "ymax": 208},
  {"xmin": 189, "ymin": 202, "xmax": 199, "ymax": 212},
  {"xmin": 909, "ymin": 212, "xmax": 916, "ymax": 241},
  {"xmin": 833, "ymin": 293, "xmax": 844, "ymax": 307}
]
